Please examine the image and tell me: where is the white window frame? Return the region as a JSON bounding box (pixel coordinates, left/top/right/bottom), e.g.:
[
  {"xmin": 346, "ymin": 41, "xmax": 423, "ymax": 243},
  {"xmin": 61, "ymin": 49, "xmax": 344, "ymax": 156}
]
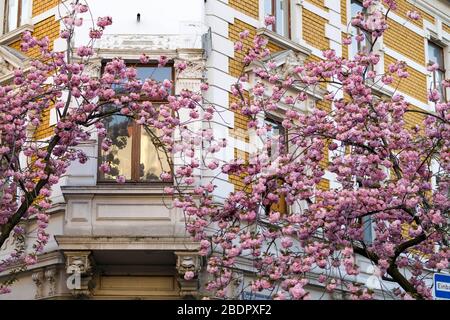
[{"xmin": 2, "ymin": 0, "xmax": 32, "ymax": 35}]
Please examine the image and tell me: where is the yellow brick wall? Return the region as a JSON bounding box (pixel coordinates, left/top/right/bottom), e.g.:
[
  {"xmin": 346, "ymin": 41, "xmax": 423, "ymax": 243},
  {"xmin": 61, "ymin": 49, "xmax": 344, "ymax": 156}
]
[
  {"xmin": 317, "ymin": 178, "xmax": 329, "ymax": 191},
  {"xmin": 33, "ymin": 108, "xmax": 54, "ymax": 140},
  {"xmin": 404, "ymin": 105, "xmax": 425, "ymax": 132},
  {"xmin": 388, "ymin": 0, "xmax": 434, "ymax": 26},
  {"xmin": 229, "ymin": 148, "xmax": 250, "ymax": 191},
  {"xmin": 384, "ymin": 19, "xmax": 425, "ymax": 65},
  {"xmin": 342, "ymin": 33, "xmax": 349, "ymax": 60},
  {"xmin": 9, "ymin": 15, "xmax": 61, "ymax": 140},
  {"xmin": 317, "ymin": 99, "xmax": 331, "ymax": 169},
  {"xmin": 443, "ymin": 23, "xmax": 450, "ymax": 35},
  {"xmin": 306, "ymin": 0, "xmax": 327, "ymax": 11},
  {"xmin": 228, "ymin": 18, "xmax": 284, "ymax": 145},
  {"xmin": 341, "ymin": 0, "xmax": 347, "ymax": 26},
  {"xmin": 229, "ymin": 0, "xmax": 259, "ymax": 19},
  {"xmin": 32, "ymin": 0, "xmax": 59, "ymax": 17},
  {"xmin": 10, "ymin": 16, "xmax": 60, "ymax": 59},
  {"xmin": 384, "ymin": 54, "xmax": 428, "ymax": 103},
  {"xmin": 302, "ymin": 9, "xmax": 329, "ymax": 51},
  {"xmin": 267, "ymin": 41, "xmax": 284, "ymax": 54},
  {"xmin": 229, "ymin": 92, "xmax": 250, "ymax": 143},
  {"xmin": 229, "ymin": 19, "xmax": 255, "ymax": 78}
]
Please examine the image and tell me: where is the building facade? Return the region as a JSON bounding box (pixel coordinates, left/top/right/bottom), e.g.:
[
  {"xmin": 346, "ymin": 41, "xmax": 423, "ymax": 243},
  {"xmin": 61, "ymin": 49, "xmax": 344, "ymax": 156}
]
[{"xmin": 0, "ymin": 0, "xmax": 449, "ymax": 299}]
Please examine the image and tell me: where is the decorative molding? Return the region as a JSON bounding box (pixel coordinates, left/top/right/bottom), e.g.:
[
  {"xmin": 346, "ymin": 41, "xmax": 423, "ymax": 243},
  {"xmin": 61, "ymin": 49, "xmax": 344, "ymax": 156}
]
[
  {"xmin": 96, "ymin": 34, "xmax": 204, "ymax": 51},
  {"xmin": 0, "ymin": 251, "xmax": 64, "ymax": 277},
  {"xmin": 175, "ymin": 251, "xmax": 202, "ymax": 297},
  {"xmin": 406, "ymin": 0, "xmax": 450, "ymax": 25},
  {"xmin": 44, "ymin": 267, "xmax": 58, "ymax": 297},
  {"xmin": 32, "ymin": 269, "xmax": 45, "ymax": 299},
  {"xmin": 256, "ymin": 28, "xmax": 312, "ymax": 56},
  {"xmin": 175, "ymin": 59, "xmax": 206, "ymax": 79},
  {"xmin": 61, "ymin": 185, "xmax": 180, "ymax": 196},
  {"xmin": 55, "ymin": 236, "xmax": 199, "ymax": 251},
  {"xmin": 64, "ymin": 251, "xmax": 92, "ymax": 274},
  {"xmin": 0, "ymin": 45, "xmax": 29, "ymax": 83},
  {"xmin": 63, "ymin": 251, "xmax": 94, "ymax": 298},
  {"xmin": 0, "ymin": 24, "xmax": 34, "ymax": 45}
]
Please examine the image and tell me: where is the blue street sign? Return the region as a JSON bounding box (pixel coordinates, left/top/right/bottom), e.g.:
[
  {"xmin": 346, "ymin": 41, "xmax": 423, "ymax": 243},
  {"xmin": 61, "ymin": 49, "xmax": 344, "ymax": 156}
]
[
  {"xmin": 434, "ymin": 273, "xmax": 450, "ymax": 300},
  {"xmin": 241, "ymin": 291, "xmax": 271, "ymax": 300}
]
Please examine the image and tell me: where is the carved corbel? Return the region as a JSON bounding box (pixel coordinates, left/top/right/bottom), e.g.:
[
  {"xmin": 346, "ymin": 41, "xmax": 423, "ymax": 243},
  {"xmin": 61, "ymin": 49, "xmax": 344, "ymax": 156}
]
[
  {"xmin": 31, "ymin": 269, "xmax": 45, "ymax": 299},
  {"xmin": 175, "ymin": 251, "xmax": 202, "ymax": 298},
  {"xmin": 63, "ymin": 251, "xmax": 94, "ymax": 298},
  {"xmin": 44, "ymin": 267, "xmax": 57, "ymax": 297},
  {"xmin": 173, "ymin": 58, "xmax": 206, "ymax": 93}
]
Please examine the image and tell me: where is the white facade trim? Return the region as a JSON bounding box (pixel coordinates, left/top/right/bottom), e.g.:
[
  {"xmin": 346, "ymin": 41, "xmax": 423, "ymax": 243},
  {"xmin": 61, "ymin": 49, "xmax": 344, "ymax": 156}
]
[
  {"xmin": 0, "ymin": 24, "xmax": 34, "ymax": 45},
  {"xmin": 406, "ymin": 0, "xmax": 450, "ymax": 26},
  {"xmin": 301, "ymin": 0, "xmax": 329, "ymax": 20},
  {"xmin": 206, "ymin": 0, "xmax": 235, "ymax": 24},
  {"xmin": 383, "ymin": 9, "xmax": 426, "ymax": 37},
  {"xmin": 383, "ymin": 46, "xmax": 429, "ymax": 74},
  {"xmin": 384, "ymin": 85, "xmax": 433, "ymax": 112},
  {"xmin": 232, "ymin": 8, "xmax": 260, "ymax": 28},
  {"xmin": 31, "ymin": 7, "xmax": 58, "ymax": 24}
]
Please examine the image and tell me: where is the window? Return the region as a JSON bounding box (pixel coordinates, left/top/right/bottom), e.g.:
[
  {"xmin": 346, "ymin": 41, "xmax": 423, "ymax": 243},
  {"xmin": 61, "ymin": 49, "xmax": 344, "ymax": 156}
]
[
  {"xmin": 355, "ymin": 179, "xmax": 373, "ymax": 244},
  {"xmin": 265, "ymin": 115, "xmax": 287, "ymax": 161},
  {"xmin": 3, "ymin": 0, "xmax": 31, "ymax": 34},
  {"xmin": 361, "ymin": 216, "xmax": 373, "ymax": 244},
  {"xmin": 350, "ymin": 0, "xmax": 371, "ymax": 58},
  {"xmin": 98, "ymin": 64, "xmax": 172, "ymax": 182},
  {"xmin": 264, "ymin": 115, "xmax": 288, "ymax": 214},
  {"xmin": 428, "ymin": 41, "xmax": 446, "ymax": 101},
  {"xmin": 264, "ymin": 0, "xmax": 290, "ymax": 38}
]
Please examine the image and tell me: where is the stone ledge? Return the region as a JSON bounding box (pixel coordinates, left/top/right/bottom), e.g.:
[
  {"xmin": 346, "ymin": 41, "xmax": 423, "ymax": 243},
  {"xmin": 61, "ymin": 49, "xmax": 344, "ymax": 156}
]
[
  {"xmin": 55, "ymin": 236, "xmax": 199, "ymax": 251},
  {"xmin": 0, "ymin": 24, "xmax": 34, "ymax": 45}
]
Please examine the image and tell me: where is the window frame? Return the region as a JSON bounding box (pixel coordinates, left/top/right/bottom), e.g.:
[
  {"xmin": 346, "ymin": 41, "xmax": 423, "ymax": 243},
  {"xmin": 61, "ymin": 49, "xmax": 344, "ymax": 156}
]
[
  {"xmin": 264, "ymin": 0, "xmax": 291, "ymax": 39},
  {"xmin": 3, "ymin": 0, "xmax": 29, "ymax": 34},
  {"xmin": 264, "ymin": 113, "xmax": 289, "ymax": 215},
  {"xmin": 349, "ymin": 0, "xmax": 372, "ymax": 58},
  {"xmin": 264, "ymin": 113, "xmax": 288, "ymax": 160},
  {"xmin": 97, "ymin": 61, "xmax": 175, "ymax": 184},
  {"xmin": 427, "ymin": 40, "xmax": 447, "ymax": 102}
]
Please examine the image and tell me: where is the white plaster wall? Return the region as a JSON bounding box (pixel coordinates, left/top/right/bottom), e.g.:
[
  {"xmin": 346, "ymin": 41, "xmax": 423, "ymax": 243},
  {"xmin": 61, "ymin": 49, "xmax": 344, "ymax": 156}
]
[{"xmin": 71, "ymin": 0, "xmax": 206, "ymax": 47}]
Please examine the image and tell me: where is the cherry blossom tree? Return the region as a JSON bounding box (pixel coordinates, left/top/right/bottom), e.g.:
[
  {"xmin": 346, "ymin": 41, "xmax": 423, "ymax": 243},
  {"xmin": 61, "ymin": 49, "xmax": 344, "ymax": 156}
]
[
  {"xmin": 0, "ymin": 0, "xmax": 217, "ymax": 292},
  {"xmin": 0, "ymin": 0, "xmax": 448, "ymax": 300},
  {"xmin": 174, "ymin": 0, "xmax": 449, "ymax": 300}
]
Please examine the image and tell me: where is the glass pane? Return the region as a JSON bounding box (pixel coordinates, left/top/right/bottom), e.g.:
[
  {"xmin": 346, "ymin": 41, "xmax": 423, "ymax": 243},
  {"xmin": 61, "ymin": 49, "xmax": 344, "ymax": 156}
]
[
  {"xmin": 139, "ymin": 127, "xmax": 170, "ymax": 181},
  {"xmin": 101, "ymin": 114, "xmax": 133, "ymax": 180},
  {"xmin": 351, "ymin": 0, "xmax": 363, "ymax": 17},
  {"xmin": 362, "ymin": 216, "xmax": 373, "ymax": 244},
  {"xmin": 265, "ymin": 117, "xmax": 285, "ymax": 159},
  {"xmin": 264, "ymin": 0, "xmax": 273, "ymax": 15},
  {"xmin": 275, "ymin": 0, "xmax": 289, "ymax": 37},
  {"xmin": 428, "ymin": 42, "xmax": 444, "ymax": 67},
  {"xmin": 350, "ymin": 1, "xmax": 368, "ymax": 57},
  {"xmin": 113, "ymin": 66, "xmax": 172, "ymax": 94},
  {"xmin": 7, "ymin": 0, "xmax": 19, "ymax": 32},
  {"xmin": 20, "ymin": 0, "xmax": 32, "ymax": 25},
  {"xmin": 264, "ymin": 0, "xmax": 273, "ymax": 31},
  {"xmin": 137, "ymin": 67, "xmax": 172, "ymax": 82},
  {"xmin": 436, "ymin": 70, "xmax": 445, "ymax": 101}
]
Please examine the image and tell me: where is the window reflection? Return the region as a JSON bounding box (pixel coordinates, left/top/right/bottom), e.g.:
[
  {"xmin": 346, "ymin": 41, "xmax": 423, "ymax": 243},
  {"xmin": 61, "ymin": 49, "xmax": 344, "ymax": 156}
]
[
  {"xmin": 140, "ymin": 127, "xmax": 170, "ymax": 181},
  {"xmin": 101, "ymin": 113, "xmax": 133, "ymax": 180},
  {"xmin": 350, "ymin": 0, "xmax": 370, "ymax": 58},
  {"xmin": 99, "ymin": 63, "xmax": 173, "ymax": 183},
  {"xmin": 428, "ymin": 41, "xmax": 446, "ymax": 101}
]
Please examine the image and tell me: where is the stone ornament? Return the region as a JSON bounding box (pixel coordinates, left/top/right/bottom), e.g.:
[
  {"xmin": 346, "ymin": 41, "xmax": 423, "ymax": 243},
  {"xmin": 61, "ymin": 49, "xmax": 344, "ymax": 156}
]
[{"xmin": 64, "ymin": 251, "xmax": 92, "ymax": 274}]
